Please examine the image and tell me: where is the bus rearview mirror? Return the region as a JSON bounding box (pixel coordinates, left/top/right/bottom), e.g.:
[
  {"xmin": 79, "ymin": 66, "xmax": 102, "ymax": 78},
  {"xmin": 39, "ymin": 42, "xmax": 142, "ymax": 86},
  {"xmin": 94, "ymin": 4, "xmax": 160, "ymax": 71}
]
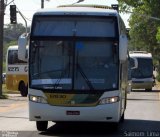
[
  {"xmin": 18, "ymin": 33, "xmax": 28, "ymax": 62},
  {"xmin": 119, "ymin": 35, "xmax": 128, "ymax": 62}
]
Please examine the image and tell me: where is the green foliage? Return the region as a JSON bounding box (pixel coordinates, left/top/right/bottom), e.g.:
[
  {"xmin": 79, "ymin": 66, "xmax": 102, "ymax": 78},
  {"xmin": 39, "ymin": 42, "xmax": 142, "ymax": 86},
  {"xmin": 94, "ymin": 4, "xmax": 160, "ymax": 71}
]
[
  {"xmin": 3, "ymin": 62, "xmax": 6, "ymax": 73},
  {"xmin": 3, "ymin": 23, "xmax": 29, "ymax": 73},
  {"xmin": 0, "ymin": 94, "xmax": 8, "ymax": 99},
  {"xmin": 119, "ymin": 0, "xmax": 160, "ymax": 74},
  {"xmin": 4, "ymin": 23, "xmax": 27, "ymax": 43},
  {"xmin": 156, "ymin": 74, "xmax": 160, "ymax": 82},
  {"xmin": 0, "ymin": 85, "xmax": 8, "ymax": 99},
  {"xmin": 156, "ymin": 27, "xmax": 160, "ymax": 42},
  {"xmin": 118, "ymin": 0, "xmax": 143, "ymax": 12}
]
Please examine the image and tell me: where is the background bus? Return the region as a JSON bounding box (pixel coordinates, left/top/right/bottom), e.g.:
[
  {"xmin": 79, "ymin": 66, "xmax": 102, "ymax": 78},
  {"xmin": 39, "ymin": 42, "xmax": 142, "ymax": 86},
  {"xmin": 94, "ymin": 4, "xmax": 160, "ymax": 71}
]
[
  {"xmin": 6, "ymin": 45, "xmax": 28, "ymax": 96},
  {"xmin": 129, "ymin": 51, "xmax": 155, "ymax": 91},
  {"xmin": 18, "ymin": 4, "xmax": 128, "ymax": 131}
]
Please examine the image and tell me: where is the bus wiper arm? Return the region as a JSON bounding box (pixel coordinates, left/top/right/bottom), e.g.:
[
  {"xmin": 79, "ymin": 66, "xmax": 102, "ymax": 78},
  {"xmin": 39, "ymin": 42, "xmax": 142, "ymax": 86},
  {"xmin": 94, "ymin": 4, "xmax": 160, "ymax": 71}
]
[
  {"xmin": 77, "ymin": 63, "xmax": 94, "ymax": 90},
  {"xmin": 53, "ymin": 63, "xmax": 70, "ymax": 89}
]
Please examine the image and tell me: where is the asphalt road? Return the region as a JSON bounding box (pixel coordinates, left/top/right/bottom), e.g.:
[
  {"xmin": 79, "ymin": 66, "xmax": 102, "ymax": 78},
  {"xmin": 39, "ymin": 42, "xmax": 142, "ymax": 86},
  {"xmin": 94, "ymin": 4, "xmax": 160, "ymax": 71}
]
[{"xmin": 0, "ymin": 88, "xmax": 160, "ymax": 137}]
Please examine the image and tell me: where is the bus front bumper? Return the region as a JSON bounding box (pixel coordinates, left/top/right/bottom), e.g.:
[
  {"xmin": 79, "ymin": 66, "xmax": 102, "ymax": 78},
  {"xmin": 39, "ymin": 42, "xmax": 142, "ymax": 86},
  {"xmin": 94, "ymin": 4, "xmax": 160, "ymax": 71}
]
[{"xmin": 29, "ymin": 101, "xmax": 121, "ymax": 123}]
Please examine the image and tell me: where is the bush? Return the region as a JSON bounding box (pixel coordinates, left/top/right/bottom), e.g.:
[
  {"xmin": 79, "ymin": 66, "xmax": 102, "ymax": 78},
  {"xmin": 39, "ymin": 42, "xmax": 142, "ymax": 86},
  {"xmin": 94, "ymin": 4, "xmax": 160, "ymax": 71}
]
[{"xmin": 156, "ymin": 74, "xmax": 160, "ymax": 82}]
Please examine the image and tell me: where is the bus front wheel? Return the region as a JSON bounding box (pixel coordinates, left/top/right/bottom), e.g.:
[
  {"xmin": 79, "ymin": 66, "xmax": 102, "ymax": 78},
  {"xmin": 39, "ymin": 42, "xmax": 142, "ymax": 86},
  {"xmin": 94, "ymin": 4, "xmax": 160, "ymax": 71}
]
[
  {"xmin": 36, "ymin": 121, "xmax": 48, "ymax": 131},
  {"xmin": 19, "ymin": 82, "xmax": 28, "ymax": 97}
]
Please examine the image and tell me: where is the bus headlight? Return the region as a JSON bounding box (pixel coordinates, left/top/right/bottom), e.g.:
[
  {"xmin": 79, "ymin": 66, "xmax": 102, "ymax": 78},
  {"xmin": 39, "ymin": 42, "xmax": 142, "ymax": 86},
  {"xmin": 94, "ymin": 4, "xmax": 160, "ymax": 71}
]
[
  {"xmin": 99, "ymin": 96, "xmax": 119, "ymax": 105},
  {"xmin": 29, "ymin": 95, "xmax": 47, "ymax": 104}
]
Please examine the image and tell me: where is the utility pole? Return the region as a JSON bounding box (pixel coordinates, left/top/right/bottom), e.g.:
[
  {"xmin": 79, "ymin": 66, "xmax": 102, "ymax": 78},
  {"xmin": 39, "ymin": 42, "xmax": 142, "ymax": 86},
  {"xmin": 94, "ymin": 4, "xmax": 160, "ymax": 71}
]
[
  {"xmin": 41, "ymin": 0, "xmax": 44, "ymax": 8},
  {"xmin": 0, "ymin": 0, "xmax": 4, "ymax": 96}
]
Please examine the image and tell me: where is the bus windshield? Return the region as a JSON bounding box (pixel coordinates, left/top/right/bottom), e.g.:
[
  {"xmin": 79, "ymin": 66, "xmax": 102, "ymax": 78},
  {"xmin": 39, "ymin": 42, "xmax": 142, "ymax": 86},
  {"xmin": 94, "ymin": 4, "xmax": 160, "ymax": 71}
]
[
  {"xmin": 8, "ymin": 50, "xmax": 27, "ymax": 64},
  {"xmin": 131, "ymin": 58, "xmax": 153, "ymax": 78},
  {"xmin": 30, "ymin": 40, "xmax": 119, "ymax": 91},
  {"xmin": 30, "ymin": 16, "xmax": 119, "ymax": 91}
]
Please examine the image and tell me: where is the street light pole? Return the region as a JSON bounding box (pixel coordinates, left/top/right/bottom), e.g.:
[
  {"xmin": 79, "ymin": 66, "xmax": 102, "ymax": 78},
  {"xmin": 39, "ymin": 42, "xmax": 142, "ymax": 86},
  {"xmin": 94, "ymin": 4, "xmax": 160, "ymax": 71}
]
[
  {"xmin": 41, "ymin": 0, "xmax": 44, "ymax": 8},
  {"xmin": 0, "ymin": 0, "xmax": 4, "ymax": 96}
]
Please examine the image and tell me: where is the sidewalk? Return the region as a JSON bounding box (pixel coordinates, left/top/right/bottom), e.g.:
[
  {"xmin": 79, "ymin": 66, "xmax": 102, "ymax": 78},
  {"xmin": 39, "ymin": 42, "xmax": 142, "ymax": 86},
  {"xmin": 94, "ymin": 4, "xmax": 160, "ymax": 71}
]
[{"xmin": 0, "ymin": 93, "xmax": 27, "ymax": 113}]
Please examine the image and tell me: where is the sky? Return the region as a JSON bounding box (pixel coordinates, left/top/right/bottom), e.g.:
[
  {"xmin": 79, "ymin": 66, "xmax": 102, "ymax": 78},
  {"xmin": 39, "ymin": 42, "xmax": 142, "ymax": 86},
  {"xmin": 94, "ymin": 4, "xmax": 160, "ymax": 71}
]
[{"xmin": 4, "ymin": 0, "xmax": 130, "ymax": 27}]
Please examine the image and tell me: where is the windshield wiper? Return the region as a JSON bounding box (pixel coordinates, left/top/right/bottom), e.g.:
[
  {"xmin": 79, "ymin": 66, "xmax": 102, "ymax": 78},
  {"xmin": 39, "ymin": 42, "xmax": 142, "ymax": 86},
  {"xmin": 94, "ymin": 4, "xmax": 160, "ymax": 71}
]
[
  {"xmin": 53, "ymin": 63, "xmax": 70, "ymax": 89},
  {"xmin": 77, "ymin": 63, "xmax": 94, "ymax": 90},
  {"xmin": 53, "ymin": 71, "xmax": 65, "ymax": 89}
]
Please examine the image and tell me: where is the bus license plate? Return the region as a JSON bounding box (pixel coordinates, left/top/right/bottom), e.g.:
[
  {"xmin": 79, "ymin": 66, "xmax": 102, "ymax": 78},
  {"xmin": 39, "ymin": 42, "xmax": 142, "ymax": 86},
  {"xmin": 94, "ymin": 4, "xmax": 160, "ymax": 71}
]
[{"xmin": 66, "ymin": 111, "xmax": 80, "ymax": 115}]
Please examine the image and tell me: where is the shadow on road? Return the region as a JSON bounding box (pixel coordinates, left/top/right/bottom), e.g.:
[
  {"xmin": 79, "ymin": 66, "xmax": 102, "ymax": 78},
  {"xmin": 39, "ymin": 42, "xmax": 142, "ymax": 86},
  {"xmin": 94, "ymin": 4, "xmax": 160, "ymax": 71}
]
[
  {"xmin": 0, "ymin": 116, "xmax": 28, "ymax": 119},
  {"xmin": 39, "ymin": 119, "xmax": 160, "ymax": 137},
  {"xmin": 127, "ymin": 98, "xmax": 160, "ymax": 101},
  {"xmin": 131, "ymin": 89, "xmax": 160, "ymax": 92},
  {"xmin": 120, "ymin": 119, "xmax": 160, "ymax": 131},
  {"xmin": 40, "ymin": 122, "xmax": 119, "ymax": 137}
]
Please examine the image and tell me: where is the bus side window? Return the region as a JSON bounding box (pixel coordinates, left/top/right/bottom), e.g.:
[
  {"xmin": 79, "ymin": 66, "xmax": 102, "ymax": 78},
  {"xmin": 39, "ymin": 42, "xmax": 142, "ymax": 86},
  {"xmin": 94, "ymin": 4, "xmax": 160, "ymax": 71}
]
[
  {"xmin": 8, "ymin": 51, "xmax": 12, "ymax": 64},
  {"xmin": 8, "ymin": 50, "xmax": 19, "ymax": 64},
  {"xmin": 8, "ymin": 51, "xmax": 15, "ymax": 64}
]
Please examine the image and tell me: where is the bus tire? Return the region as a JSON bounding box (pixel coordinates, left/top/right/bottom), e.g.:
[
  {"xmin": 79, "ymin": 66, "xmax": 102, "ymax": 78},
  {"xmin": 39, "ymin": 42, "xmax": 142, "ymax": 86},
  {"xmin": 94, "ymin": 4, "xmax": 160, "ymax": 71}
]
[
  {"xmin": 36, "ymin": 121, "xmax": 48, "ymax": 131},
  {"xmin": 19, "ymin": 82, "xmax": 27, "ymax": 97}
]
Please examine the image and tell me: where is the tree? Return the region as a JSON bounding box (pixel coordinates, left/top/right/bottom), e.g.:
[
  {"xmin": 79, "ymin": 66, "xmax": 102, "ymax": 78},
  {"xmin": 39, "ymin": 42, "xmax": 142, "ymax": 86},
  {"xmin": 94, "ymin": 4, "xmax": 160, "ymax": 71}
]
[
  {"xmin": 118, "ymin": 0, "xmax": 160, "ymax": 69},
  {"xmin": 4, "ymin": 23, "xmax": 27, "ymax": 43},
  {"xmin": 3, "ymin": 23, "xmax": 29, "ymax": 72},
  {"xmin": 156, "ymin": 27, "xmax": 160, "ymax": 42}
]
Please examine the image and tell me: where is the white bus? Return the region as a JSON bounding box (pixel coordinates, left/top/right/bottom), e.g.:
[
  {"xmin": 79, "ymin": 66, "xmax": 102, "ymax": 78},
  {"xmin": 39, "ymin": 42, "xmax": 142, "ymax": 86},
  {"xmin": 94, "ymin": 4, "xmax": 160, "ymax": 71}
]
[
  {"xmin": 6, "ymin": 45, "xmax": 28, "ymax": 96},
  {"xmin": 129, "ymin": 51, "xmax": 155, "ymax": 91},
  {"xmin": 18, "ymin": 4, "xmax": 128, "ymax": 131}
]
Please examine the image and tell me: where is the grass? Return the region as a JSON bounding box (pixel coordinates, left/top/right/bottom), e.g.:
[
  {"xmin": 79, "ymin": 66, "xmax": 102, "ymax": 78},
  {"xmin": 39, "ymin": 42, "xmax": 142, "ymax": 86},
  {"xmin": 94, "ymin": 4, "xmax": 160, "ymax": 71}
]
[
  {"xmin": 0, "ymin": 94, "xmax": 8, "ymax": 99},
  {"xmin": 155, "ymin": 81, "xmax": 160, "ymax": 89},
  {"xmin": 0, "ymin": 84, "xmax": 20, "ymax": 99},
  {"xmin": 0, "ymin": 84, "xmax": 8, "ymax": 99}
]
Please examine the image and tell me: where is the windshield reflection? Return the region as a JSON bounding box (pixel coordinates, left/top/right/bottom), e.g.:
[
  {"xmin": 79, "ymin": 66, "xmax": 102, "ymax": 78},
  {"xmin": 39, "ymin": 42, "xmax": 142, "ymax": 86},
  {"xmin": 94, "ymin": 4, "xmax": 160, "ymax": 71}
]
[
  {"xmin": 131, "ymin": 58, "xmax": 153, "ymax": 78},
  {"xmin": 30, "ymin": 40, "xmax": 119, "ymax": 91}
]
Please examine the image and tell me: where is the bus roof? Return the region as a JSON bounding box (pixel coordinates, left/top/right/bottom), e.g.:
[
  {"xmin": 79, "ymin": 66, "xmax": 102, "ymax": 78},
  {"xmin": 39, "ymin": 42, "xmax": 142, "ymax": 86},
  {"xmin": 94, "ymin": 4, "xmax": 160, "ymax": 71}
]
[
  {"xmin": 8, "ymin": 45, "xmax": 28, "ymax": 50},
  {"xmin": 8, "ymin": 45, "xmax": 18, "ymax": 50},
  {"xmin": 129, "ymin": 51, "xmax": 152, "ymax": 58},
  {"xmin": 34, "ymin": 4, "xmax": 118, "ymax": 17}
]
